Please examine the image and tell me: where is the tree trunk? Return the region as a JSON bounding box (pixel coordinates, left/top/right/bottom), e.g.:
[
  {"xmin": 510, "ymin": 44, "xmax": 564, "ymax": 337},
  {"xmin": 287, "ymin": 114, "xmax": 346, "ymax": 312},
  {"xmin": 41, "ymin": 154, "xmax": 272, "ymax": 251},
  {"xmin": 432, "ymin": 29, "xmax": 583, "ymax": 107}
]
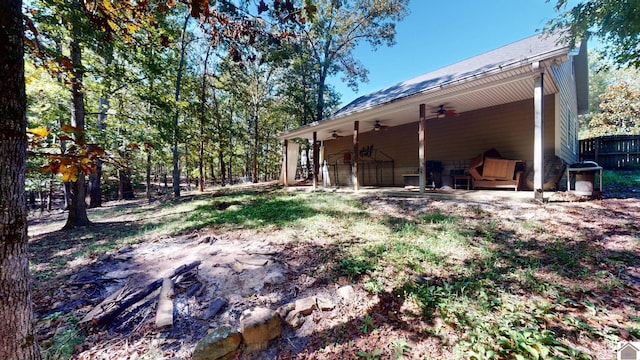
[
  {"xmin": 118, "ymin": 169, "xmax": 134, "ymax": 200},
  {"xmin": 252, "ymin": 115, "xmax": 258, "ymax": 183},
  {"xmin": 219, "ymin": 150, "xmax": 226, "ymax": 186},
  {"xmin": 47, "ymin": 176, "xmax": 53, "ymax": 211},
  {"xmin": 89, "ymin": 96, "xmax": 108, "ymax": 208},
  {"xmin": 172, "ymin": 14, "xmax": 190, "ymax": 198},
  {"xmin": 185, "ymin": 143, "xmax": 191, "ymax": 191},
  {"xmin": 227, "ymin": 101, "xmax": 233, "ymax": 185},
  {"xmin": 55, "ymin": 41, "xmax": 71, "ymax": 211},
  {"xmin": 64, "ymin": 24, "xmax": 91, "ymax": 229},
  {"xmin": 146, "ymin": 151, "xmax": 152, "ymax": 200},
  {"xmin": 88, "ymin": 158, "xmax": 102, "ymax": 207},
  {"xmin": 199, "ymin": 45, "xmax": 211, "ymax": 192},
  {"xmin": 0, "ymin": 1, "xmax": 41, "ymax": 358},
  {"xmin": 316, "ymin": 66, "xmax": 328, "ymax": 123}
]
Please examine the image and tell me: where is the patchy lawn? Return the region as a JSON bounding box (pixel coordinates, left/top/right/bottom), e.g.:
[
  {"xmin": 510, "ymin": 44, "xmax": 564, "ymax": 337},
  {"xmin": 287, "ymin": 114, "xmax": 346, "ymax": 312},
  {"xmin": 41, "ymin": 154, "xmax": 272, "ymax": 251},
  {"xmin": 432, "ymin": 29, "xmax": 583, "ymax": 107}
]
[{"xmin": 29, "ymin": 176, "xmax": 640, "ymax": 359}]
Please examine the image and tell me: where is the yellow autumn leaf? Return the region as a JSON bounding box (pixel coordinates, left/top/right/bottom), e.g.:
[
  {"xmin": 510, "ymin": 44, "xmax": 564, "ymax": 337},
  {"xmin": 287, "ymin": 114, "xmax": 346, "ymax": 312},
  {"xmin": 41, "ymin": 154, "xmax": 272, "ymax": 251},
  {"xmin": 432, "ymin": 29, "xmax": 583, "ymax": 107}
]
[
  {"xmin": 103, "ymin": 0, "xmax": 114, "ymax": 12},
  {"xmin": 126, "ymin": 22, "xmax": 138, "ymax": 33},
  {"xmin": 27, "ymin": 125, "xmax": 50, "ymax": 137},
  {"xmin": 60, "ymin": 166, "xmax": 78, "ymax": 182},
  {"xmin": 107, "ymin": 19, "xmax": 119, "ymax": 31}
]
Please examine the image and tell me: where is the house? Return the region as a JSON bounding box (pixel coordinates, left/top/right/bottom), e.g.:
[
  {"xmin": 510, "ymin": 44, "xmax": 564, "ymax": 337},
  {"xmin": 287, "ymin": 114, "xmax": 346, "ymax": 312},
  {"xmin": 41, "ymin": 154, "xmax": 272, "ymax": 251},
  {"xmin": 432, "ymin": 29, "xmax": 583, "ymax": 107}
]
[
  {"xmin": 616, "ymin": 342, "xmax": 640, "ymax": 360},
  {"xmin": 279, "ymin": 32, "xmax": 589, "ymax": 200}
]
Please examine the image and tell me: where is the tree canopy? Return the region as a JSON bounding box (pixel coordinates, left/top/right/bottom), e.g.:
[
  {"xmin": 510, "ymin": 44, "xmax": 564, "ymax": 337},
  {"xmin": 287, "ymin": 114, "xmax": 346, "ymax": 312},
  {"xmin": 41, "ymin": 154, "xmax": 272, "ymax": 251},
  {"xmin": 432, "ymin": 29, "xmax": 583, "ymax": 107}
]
[{"xmin": 546, "ymin": 0, "xmax": 640, "ymax": 68}]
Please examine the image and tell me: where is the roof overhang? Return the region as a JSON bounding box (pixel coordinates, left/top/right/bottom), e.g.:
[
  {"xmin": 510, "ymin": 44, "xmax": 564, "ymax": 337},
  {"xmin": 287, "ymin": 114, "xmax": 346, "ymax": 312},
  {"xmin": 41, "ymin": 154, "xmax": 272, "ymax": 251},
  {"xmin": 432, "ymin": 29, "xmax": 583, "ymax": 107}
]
[{"xmin": 280, "ymin": 45, "xmax": 571, "ymax": 142}]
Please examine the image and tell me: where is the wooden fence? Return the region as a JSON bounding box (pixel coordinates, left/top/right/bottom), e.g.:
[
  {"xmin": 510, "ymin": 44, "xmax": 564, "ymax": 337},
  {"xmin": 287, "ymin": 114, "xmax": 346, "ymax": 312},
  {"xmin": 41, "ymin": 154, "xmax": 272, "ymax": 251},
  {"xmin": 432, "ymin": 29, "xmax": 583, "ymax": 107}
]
[{"xmin": 579, "ymin": 135, "xmax": 640, "ymax": 169}]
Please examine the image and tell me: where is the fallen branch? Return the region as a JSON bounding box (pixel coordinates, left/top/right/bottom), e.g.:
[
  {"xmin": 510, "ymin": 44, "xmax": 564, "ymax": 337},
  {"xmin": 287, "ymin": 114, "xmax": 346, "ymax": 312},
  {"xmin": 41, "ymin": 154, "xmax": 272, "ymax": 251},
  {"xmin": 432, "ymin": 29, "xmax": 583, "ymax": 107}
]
[
  {"xmin": 81, "ymin": 260, "xmax": 201, "ymax": 326},
  {"xmin": 155, "ymin": 277, "xmax": 174, "ymax": 328}
]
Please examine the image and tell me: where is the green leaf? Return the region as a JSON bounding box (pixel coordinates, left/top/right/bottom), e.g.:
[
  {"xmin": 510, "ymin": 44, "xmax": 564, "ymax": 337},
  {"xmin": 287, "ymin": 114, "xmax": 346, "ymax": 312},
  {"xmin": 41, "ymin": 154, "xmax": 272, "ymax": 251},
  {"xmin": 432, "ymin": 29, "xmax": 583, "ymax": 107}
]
[{"xmin": 521, "ymin": 343, "xmax": 540, "ymax": 359}]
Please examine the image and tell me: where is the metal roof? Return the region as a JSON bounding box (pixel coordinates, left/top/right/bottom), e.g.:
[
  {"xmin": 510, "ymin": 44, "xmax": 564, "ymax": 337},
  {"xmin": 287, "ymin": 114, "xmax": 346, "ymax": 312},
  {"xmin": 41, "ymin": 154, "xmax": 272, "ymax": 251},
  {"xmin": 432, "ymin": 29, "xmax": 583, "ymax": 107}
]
[{"xmin": 281, "ymin": 32, "xmax": 576, "ymax": 141}]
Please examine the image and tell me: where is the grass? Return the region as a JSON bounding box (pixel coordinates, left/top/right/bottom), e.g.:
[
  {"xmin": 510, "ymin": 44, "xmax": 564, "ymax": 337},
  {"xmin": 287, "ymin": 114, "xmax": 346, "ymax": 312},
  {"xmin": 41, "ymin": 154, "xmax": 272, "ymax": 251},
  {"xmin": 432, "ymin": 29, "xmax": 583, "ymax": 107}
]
[{"xmin": 28, "ymin": 176, "xmax": 640, "ymax": 359}]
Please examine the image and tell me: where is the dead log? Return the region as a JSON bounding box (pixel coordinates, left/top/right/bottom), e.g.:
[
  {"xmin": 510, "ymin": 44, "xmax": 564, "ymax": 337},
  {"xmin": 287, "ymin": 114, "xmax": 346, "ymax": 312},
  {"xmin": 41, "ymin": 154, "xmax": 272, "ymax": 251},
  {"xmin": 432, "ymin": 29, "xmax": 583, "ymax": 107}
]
[
  {"xmin": 155, "ymin": 277, "xmax": 174, "ymax": 328},
  {"xmin": 200, "ymin": 297, "xmax": 227, "ymax": 320},
  {"xmin": 81, "ymin": 260, "xmax": 201, "ymax": 326}
]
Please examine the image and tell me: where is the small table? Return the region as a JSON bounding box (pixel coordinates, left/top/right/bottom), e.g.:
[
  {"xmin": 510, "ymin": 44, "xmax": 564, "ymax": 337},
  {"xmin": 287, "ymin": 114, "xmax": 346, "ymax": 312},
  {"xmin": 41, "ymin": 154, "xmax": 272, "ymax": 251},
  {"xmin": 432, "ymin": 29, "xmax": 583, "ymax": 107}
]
[
  {"xmin": 566, "ymin": 163, "xmax": 603, "ymax": 196},
  {"xmin": 453, "ymin": 174, "xmax": 471, "ymax": 190}
]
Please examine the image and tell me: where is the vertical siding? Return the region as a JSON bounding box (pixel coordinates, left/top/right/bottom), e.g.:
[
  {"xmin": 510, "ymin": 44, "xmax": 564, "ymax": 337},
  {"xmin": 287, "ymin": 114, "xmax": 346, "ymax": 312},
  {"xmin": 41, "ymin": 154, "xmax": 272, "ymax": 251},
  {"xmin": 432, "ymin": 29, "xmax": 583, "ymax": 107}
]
[
  {"xmin": 323, "ymin": 97, "xmax": 557, "ymax": 186},
  {"xmin": 550, "ymin": 60, "xmax": 579, "ymax": 163}
]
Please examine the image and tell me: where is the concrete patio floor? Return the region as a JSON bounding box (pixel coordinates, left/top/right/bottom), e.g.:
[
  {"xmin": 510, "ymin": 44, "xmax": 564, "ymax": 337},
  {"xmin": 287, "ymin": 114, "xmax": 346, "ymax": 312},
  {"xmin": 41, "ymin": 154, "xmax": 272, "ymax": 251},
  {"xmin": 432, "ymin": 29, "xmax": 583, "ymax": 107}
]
[{"xmin": 285, "ymin": 185, "xmax": 557, "ymax": 203}]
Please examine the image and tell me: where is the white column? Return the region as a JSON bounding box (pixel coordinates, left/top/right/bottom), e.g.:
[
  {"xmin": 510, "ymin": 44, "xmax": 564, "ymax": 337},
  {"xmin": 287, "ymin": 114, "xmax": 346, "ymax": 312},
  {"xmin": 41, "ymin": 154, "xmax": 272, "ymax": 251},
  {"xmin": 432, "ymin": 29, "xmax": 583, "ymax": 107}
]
[
  {"xmin": 352, "ymin": 121, "xmax": 360, "ymax": 191},
  {"xmin": 284, "ymin": 139, "xmax": 289, "ymax": 187},
  {"xmin": 534, "ymin": 73, "xmax": 545, "ymax": 200},
  {"xmin": 312, "ymin": 131, "xmax": 318, "ymax": 190},
  {"xmin": 419, "ymin": 104, "xmax": 427, "ymax": 194}
]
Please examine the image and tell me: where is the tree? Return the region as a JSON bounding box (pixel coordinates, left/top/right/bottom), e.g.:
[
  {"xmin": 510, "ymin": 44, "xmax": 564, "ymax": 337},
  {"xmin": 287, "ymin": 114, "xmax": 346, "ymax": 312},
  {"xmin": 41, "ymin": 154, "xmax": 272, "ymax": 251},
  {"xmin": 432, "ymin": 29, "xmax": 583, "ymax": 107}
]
[
  {"xmin": 587, "ymin": 81, "xmax": 640, "ymax": 136},
  {"xmin": 547, "ymin": 0, "xmax": 640, "ymax": 68},
  {"xmin": 578, "ymin": 50, "xmax": 640, "ymax": 137},
  {"xmin": 0, "ymin": 0, "xmax": 41, "ymax": 358},
  {"xmin": 65, "ymin": 0, "xmax": 92, "ymax": 228},
  {"xmin": 300, "ymin": 0, "xmax": 409, "ymax": 123}
]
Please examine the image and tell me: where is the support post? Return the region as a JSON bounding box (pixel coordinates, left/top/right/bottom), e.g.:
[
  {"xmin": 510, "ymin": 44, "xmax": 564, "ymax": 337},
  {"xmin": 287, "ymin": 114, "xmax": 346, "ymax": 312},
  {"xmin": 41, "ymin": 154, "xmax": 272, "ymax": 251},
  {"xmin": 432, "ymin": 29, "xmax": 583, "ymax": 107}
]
[
  {"xmin": 284, "ymin": 139, "xmax": 289, "ymax": 187},
  {"xmin": 534, "ymin": 73, "xmax": 545, "ymax": 201},
  {"xmin": 353, "ymin": 121, "xmax": 360, "ymax": 191},
  {"xmin": 313, "ymin": 132, "xmax": 318, "ymax": 190},
  {"xmin": 419, "ymin": 104, "xmax": 427, "ymax": 194}
]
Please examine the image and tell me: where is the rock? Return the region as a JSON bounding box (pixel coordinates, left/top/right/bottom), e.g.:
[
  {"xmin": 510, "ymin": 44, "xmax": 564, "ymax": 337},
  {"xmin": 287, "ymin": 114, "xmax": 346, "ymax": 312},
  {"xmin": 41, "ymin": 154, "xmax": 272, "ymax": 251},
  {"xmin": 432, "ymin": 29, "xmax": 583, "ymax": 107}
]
[
  {"xmin": 230, "ymin": 255, "xmax": 270, "ymax": 273},
  {"xmin": 337, "ymin": 285, "xmax": 355, "ymax": 301},
  {"xmin": 192, "ymin": 325, "xmax": 242, "ymax": 360},
  {"xmin": 263, "ymin": 270, "xmax": 286, "ymax": 286},
  {"xmin": 316, "ymin": 297, "xmax": 335, "ymax": 311},
  {"xmin": 240, "ymin": 307, "xmax": 282, "ymax": 353},
  {"xmin": 294, "ymin": 296, "xmax": 317, "ymax": 315},
  {"xmin": 276, "ymin": 302, "xmax": 295, "ymax": 318},
  {"xmin": 201, "ymin": 298, "xmax": 227, "ymax": 320},
  {"xmin": 285, "ymin": 310, "xmax": 305, "ymax": 328}
]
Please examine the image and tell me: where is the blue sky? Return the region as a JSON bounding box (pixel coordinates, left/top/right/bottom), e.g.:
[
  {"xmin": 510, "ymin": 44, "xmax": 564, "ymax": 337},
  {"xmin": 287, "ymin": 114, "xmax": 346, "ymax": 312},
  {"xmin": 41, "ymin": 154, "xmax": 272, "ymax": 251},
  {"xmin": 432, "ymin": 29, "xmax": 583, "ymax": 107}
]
[{"xmin": 330, "ymin": 0, "xmax": 570, "ymax": 106}]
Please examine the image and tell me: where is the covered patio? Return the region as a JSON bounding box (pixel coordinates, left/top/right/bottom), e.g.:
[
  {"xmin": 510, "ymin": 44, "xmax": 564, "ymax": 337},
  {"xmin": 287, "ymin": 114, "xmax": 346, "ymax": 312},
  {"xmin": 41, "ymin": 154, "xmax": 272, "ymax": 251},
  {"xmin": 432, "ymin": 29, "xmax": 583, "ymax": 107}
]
[{"xmin": 280, "ymin": 33, "xmax": 588, "ymax": 201}]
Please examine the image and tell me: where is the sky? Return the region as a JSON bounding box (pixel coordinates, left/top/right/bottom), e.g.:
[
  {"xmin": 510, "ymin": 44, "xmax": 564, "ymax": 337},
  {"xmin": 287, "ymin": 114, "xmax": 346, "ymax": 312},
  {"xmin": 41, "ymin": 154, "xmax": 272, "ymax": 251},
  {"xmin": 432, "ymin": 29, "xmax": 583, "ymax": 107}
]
[{"xmin": 329, "ymin": 0, "xmax": 571, "ymax": 106}]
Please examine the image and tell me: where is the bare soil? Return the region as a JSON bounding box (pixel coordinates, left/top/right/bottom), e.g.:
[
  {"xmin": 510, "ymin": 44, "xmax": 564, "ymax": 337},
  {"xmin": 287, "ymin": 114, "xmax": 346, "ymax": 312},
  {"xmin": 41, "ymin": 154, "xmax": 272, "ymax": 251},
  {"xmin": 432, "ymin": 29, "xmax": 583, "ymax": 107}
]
[{"xmin": 29, "ymin": 187, "xmax": 640, "ymax": 359}]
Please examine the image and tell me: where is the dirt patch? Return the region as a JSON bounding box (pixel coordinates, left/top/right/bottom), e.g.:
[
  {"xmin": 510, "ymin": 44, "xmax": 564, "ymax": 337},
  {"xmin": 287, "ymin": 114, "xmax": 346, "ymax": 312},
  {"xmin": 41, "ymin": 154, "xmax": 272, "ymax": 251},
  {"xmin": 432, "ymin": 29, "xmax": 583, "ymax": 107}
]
[{"xmin": 29, "ymin": 189, "xmax": 640, "ymax": 359}]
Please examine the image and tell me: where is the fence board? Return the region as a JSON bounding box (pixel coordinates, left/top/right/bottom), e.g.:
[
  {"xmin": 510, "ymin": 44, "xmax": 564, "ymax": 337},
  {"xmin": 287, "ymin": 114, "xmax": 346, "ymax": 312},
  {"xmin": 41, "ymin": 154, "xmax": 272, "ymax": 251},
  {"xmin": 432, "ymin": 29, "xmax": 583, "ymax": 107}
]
[{"xmin": 579, "ymin": 135, "xmax": 640, "ymax": 169}]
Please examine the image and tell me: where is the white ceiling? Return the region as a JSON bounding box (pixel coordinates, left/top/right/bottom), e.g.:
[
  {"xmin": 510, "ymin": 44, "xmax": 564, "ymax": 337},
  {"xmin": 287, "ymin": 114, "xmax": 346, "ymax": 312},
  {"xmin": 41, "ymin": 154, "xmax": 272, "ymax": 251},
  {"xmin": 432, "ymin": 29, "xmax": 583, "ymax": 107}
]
[{"xmin": 281, "ymin": 64, "xmax": 560, "ymax": 141}]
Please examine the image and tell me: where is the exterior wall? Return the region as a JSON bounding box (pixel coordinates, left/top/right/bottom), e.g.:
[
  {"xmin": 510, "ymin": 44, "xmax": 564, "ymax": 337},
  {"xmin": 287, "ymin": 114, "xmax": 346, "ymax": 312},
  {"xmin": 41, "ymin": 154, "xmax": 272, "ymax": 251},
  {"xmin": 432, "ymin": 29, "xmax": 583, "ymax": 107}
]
[
  {"xmin": 550, "ymin": 60, "xmax": 580, "ymax": 164},
  {"xmin": 322, "ymin": 96, "xmax": 557, "ymax": 187}
]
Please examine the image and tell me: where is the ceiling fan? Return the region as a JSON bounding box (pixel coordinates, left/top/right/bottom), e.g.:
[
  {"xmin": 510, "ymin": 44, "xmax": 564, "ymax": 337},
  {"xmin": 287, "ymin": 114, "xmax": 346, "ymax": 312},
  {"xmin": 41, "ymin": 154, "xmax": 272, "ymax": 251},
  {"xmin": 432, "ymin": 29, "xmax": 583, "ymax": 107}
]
[
  {"xmin": 373, "ymin": 120, "xmax": 389, "ymax": 131},
  {"xmin": 432, "ymin": 104, "xmax": 458, "ymax": 118},
  {"xmin": 330, "ymin": 130, "xmax": 344, "ymax": 139}
]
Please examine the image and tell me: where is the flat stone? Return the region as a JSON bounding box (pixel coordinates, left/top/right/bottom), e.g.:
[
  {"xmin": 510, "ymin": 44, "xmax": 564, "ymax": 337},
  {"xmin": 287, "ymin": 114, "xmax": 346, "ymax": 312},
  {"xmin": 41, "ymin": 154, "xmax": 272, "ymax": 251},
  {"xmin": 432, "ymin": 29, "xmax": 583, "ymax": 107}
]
[
  {"xmin": 316, "ymin": 297, "xmax": 335, "ymax": 311},
  {"xmin": 192, "ymin": 325, "xmax": 241, "ymax": 360},
  {"xmin": 337, "ymin": 285, "xmax": 355, "ymax": 301},
  {"xmin": 294, "ymin": 296, "xmax": 317, "ymax": 315},
  {"xmin": 240, "ymin": 307, "xmax": 282, "ymax": 353},
  {"xmin": 263, "ymin": 270, "xmax": 286, "ymax": 286},
  {"xmin": 230, "ymin": 255, "xmax": 270, "ymax": 273},
  {"xmin": 285, "ymin": 310, "xmax": 305, "ymax": 328}
]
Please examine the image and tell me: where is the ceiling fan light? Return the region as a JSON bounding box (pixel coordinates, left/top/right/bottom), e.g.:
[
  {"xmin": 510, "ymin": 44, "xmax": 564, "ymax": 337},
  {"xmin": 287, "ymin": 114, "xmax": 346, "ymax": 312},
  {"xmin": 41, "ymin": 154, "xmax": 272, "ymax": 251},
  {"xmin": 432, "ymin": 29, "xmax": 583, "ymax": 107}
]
[
  {"xmin": 332, "ymin": 131, "xmax": 338, "ymax": 138},
  {"xmin": 374, "ymin": 121, "xmax": 381, "ymax": 131}
]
